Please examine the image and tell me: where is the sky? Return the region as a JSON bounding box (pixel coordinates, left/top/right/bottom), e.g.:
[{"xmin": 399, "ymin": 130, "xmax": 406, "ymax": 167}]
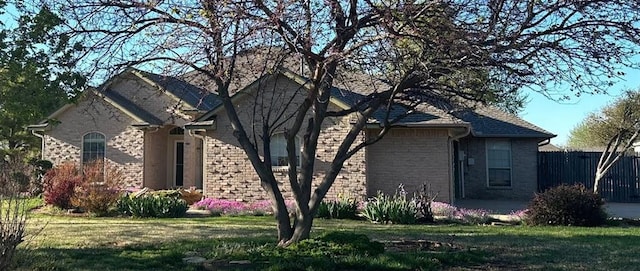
[
  {"xmin": 2, "ymin": 4, "xmax": 638, "ymax": 147},
  {"xmin": 520, "ymin": 64, "xmax": 640, "ymax": 147}
]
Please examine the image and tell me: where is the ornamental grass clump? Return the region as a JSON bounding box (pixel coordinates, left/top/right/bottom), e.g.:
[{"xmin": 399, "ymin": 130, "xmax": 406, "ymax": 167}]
[
  {"xmin": 362, "ymin": 186, "xmax": 417, "ymax": 224},
  {"xmin": 316, "ymin": 196, "xmax": 359, "ymax": 219},
  {"xmin": 117, "ymin": 193, "xmax": 187, "ymax": 218}
]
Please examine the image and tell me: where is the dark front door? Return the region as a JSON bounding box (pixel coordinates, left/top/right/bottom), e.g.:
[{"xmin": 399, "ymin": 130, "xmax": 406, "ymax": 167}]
[{"xmin": 175, "ymin": 141, "xmax": 184, "ymax": 187}]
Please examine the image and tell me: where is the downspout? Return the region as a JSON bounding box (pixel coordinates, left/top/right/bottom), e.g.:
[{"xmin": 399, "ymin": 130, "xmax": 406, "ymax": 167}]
[
  {"xmin": 188, "ymin": 129, "xmax": 206, "ymax": 192},
  {"xmin": 31, "ymin": 130, "xmax": 46, "ymax": 160},
  {"xmin": 449, "ymin": 125, "xmax": 472, "ymax": 204}
]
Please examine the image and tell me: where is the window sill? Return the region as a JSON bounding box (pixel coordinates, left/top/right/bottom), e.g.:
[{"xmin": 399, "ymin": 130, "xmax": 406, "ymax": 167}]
[
  {"xmin": 272, "ymin": 166, "xmax": 291, "ymax": 173},
  {"xmin": 486, "ymin": 186, "xmax": 513, "ymax": 190}
]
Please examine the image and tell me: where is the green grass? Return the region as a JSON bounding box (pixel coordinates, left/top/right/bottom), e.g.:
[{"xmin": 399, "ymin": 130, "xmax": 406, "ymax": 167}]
[{"xmin": 13, "ymin": 215, "xmax": 640, "ymax": 270}]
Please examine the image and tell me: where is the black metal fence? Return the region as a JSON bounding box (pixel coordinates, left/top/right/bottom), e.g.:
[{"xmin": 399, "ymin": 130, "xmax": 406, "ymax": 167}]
[{"xmin": 538, "ymin": 151, "xmax": 640, "ymax": 203}]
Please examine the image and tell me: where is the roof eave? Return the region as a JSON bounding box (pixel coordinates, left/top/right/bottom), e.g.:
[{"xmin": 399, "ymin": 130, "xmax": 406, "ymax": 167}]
[
  {"xmin": 365, "ymin": 122, "xmax": 470, "ymax": 129},
  {"xmin": 184, "ymin": 120, "xmax": 216, "ymax": 130},
  {"xmin": 131, "ymin": 122, "xmax": 162, "ymax": 129},
  {"xmin": 470, "ymin": 132, "xmax": 556, "ymax": 139},
  {"xmin": 26, "ymin": 123, "xmax": 51, "ymax": 132}
]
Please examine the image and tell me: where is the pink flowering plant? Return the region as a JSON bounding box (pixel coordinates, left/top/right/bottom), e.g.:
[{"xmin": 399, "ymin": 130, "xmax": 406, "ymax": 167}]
[
  {"xmin": 509, "ymin": 209, "xmax": 529, "ymax": 223},
  {"xmin": 248, "ymin": 200, "xmax": 273, "ymax": 216},
  {"xmin": 247, "ymin": 199, "xmax": 297, "ymax": 216},
  {"xmin": 193, "ymin": 198, "xmax": 248, "ymax": 216},
  {"xmin": 454, "ymin": 208, "xmax": 491, "ymax": 225},
  {"xmin": 194, "ymin": 198, "xmax": 298, "ymax": 216},
  {"xmin": 430, "ymin": 202, "xmax": 458, "ymax": 217}
]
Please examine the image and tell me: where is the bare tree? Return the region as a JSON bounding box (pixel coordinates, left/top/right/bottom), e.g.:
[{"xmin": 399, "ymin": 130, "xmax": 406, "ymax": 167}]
[
  {"xmin": 37, "ymin": 0, "xmax": 640, "ymax": 244},
  {"xmin": 569, "ymin": 91, "xmax": 640, "ymax": 193}
]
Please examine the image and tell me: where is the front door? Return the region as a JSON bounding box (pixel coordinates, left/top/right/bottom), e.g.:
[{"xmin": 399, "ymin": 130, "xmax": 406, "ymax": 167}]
[
  {"xmin": 174, "ymin": 141, "xmax": 184, "ymax": 187},
  {"xmin": 453, "ymin": 141, "xmax": 465, "ymax": 199}
]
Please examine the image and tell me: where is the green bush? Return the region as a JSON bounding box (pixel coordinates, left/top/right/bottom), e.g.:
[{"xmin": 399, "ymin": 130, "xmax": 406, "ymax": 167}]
[
  {"xmin": 526, "ymin": 184, "xmax": 607, "ymax": 226},
  {"xmin": 117, "ymin": 194, "xmax": 187, "ymax": 218},
  {"xmin": 316, "ymin": 198, "xmax": 358, "ymax": 219},
  {"xmin": 362, "ymin": 191, "xmax": 417, "ymax": 224}
]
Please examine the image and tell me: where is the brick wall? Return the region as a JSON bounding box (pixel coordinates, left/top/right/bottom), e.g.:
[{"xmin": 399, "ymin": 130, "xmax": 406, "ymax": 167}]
[
  {"xmin": 460, "ymin": 137, "xmax": 539, "ymax": 200},
  {"xmin": 143, "ymin": 126, "xmax": 169, "ymax": 189},
  {"xmin": 202, "ymin": 74, "xmax": 367, "ymax": 202},
  {"xmin": 43, "ymin": 93, "xmax": 144, "ymax": 188},
  {"xmin": 109, "ymin": 73, "xmax": 192, "ymax": 125},
  {"xmin": 365, "ymin": 128, "xmax": 453, "ymax": 203}
]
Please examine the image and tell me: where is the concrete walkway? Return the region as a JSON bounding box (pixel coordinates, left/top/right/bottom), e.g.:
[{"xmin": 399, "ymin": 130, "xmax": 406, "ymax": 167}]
[{"xmin": 454, "ymin": 199, "xmax": 640, "ymax": 219}]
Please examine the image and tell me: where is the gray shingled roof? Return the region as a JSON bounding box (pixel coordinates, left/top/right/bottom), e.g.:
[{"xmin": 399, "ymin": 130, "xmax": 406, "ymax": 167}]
[
  {"xmin": 329, "ymin": 86, "xmax": 464, "ymax": 126},
  {"xmin": 120, "ymin": 47, "xmax": 553, "ymax": 139},
  {"xmin": 101, "ymin": 89, "xmax": 164, "ymax": 125},
  {"xmin": 189, "ymin": 63, "xmax": 551, "ymax": 138},
  {"xmin": 137, "ymin": 70, "xmax": 220, "ymax": 111},
  {"xmin": 454, "ymin": 106, "xmax": 555, "ymax": 138}
]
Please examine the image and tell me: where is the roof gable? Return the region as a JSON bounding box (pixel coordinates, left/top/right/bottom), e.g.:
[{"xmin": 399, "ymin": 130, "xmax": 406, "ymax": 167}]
[
  {"xmin": 195, "ymin": 69, "xmax": 351, "ymax": 122},
  {"xmin": 27, "ymin": 89, "xmax": 153, "ymax": 130},
  {"xmin": 134, "ymin": 70, "xmax": 220, "ymax": 111}
]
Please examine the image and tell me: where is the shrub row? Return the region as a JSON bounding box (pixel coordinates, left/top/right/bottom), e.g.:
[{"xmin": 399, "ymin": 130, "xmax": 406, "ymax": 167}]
[
  {"xmin": 193, "ymin": 197, "xmax": 360, "ymax": 219},
  {"xmin": 43, "ymin": 163, "xmax": 607, "ymax": 226},
  {"xmin": 43, "ymin": 162, "xmax": 197, "ymax": 218},
  {"xmin": 43, "ymin": 162, "xmax": 121, "ymax": 215}
]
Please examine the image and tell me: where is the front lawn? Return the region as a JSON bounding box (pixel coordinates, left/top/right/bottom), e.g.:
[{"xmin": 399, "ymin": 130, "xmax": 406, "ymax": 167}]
[{"xmin": 15, "ymin": 215, "xmax": 640, "ymax": 270}]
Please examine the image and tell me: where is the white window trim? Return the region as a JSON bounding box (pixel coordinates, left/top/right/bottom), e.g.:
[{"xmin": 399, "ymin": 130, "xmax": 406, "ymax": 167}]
[
  {"xmin": 485, "ymin": 139, "xmax": 512, "ymax": 188},
  {"xmin": 81, "ymin": 131, "xmax": 106, "ymax": 165},
  {"xmin": 270, "ymin": 133, "xmax": 301, "ymax": 171}
]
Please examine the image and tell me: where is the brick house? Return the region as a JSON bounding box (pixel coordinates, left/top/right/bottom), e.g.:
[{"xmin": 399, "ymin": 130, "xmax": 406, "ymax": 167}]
[{"xmin": 29, "ymin": 67, "xmax": 554, "ymax": 203}]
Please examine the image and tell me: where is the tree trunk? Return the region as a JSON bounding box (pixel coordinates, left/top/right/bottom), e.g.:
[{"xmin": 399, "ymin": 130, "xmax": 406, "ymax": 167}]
[
  {"xmin": 593, "ymin": 170, "xmax": 604, "ymax": 194},
  {"xmin": 277, "ymin": 209, "xmax": 314, "ymax": 246},
  {"xmin": 274, "ymin": 206, "xmax": 293, "ymax": 244}
]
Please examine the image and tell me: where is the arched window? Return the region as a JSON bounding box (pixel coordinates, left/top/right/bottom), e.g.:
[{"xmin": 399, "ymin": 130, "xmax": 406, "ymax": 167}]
[
  {"xmin": 270, "ymin": 133, "xmax": 300, "ymax": 167},
  {"xmin": 82, "ymin": 132, "xmax": 106, "ymax": 164}
]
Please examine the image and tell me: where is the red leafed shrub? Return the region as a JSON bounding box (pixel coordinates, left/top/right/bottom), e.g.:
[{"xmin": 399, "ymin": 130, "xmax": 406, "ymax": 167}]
[
  {"xmin": 43, "ymin": 163, "xmax": 83, "ymax": 209},
  {"xmin": 43, "ymin": 161, "xmax": 124, "ymax": 214},
  {"xmin": 71, "ymin": 161, "xmax": 123, "ymax": 216}
]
